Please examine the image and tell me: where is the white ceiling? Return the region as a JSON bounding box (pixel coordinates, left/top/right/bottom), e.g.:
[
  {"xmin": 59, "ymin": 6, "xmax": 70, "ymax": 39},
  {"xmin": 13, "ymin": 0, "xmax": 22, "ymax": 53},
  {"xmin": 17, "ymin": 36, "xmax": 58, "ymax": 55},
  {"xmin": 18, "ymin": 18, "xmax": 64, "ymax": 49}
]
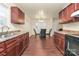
[{"xmin": 16, "ymin": 3, "xmax": 69, "ymax": 19}]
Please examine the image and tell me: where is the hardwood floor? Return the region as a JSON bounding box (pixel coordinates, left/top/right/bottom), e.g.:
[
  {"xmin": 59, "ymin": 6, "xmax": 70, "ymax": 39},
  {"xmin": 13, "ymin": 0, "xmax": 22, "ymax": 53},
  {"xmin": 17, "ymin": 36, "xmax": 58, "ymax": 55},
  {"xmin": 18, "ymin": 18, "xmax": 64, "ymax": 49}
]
[{"xmin": 22, "ymin": 35, "xmax": 63, "ymax": 56}]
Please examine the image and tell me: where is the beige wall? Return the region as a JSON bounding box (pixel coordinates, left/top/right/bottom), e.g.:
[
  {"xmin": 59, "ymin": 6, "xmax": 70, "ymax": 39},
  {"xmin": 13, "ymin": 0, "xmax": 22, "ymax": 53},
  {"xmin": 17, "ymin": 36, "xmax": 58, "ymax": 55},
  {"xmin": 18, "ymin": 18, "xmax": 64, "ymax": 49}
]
[
  {"xmin": 0, "ymin": 3, "xmax": 32, "ymax": 36},
  {"xmin": 0, "ymin": 3, "xmax": 59, "ymax": 36},
  {"xmin": 27, "ymin": 17, "xmax": 60, "ymax": 36},
  {"xmin": 52, "ymin": 18, "xmax": 60, "ymax": 35},
  {"xmin": 30, "ymin": 18, "xmax": 53, "ymax": 35}
]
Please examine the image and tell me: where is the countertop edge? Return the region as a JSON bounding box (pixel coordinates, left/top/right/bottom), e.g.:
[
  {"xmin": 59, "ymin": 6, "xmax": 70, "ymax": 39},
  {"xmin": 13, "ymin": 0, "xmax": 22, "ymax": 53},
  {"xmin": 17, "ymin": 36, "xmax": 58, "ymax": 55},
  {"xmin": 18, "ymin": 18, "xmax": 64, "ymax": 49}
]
[{"xmin": 0, "ymin": 32, "xmax": 29, "ymax": 43}]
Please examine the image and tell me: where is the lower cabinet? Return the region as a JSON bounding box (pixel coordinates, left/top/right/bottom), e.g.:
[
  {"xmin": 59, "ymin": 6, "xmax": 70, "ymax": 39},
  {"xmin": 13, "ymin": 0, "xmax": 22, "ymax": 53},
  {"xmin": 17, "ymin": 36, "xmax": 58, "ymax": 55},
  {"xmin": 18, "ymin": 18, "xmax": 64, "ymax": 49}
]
[
  {"xmin": 54, "ymin": 32, "xmax": 65, "ymax": 55},
  {"xmin": 6, "ymin": 46, "xmax": 17, "ymax": 56},
  {"xmin": 18, "ymin": 40, "xmax": 24, "ymax": 55},
  {"xmin": 0, "ymin": 42, "xmax": 7, "ymax": 56},
  {"xmin": 0, "ymin": 32, "xmax": 29, "ymax": 56}
]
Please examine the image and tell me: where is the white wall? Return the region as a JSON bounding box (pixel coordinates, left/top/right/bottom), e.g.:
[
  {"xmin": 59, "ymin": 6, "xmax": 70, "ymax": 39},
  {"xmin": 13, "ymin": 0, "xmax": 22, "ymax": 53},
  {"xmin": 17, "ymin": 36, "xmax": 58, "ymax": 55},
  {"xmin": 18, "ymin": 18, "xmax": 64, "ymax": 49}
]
[{"xmin": 63, "ymin": 22, "xmax": 79, "ymax": 31}]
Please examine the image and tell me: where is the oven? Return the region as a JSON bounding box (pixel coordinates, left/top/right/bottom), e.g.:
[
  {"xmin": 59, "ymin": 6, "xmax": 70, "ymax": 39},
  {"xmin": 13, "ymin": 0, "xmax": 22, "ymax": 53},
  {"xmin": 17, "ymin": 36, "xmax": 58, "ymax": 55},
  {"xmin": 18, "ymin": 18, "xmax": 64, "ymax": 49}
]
[{"xmin": 65, "ymin": 35, "xmax": 79, "ymax": 56}]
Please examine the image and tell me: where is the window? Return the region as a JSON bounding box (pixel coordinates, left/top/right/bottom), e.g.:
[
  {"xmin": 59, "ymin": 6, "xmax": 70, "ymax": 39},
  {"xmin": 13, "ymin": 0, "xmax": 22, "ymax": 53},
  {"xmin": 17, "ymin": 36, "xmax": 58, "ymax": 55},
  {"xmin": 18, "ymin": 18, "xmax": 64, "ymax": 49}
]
[{"xmin": 0, "ymin": 4, "xmax": 7, "ymax": 26}]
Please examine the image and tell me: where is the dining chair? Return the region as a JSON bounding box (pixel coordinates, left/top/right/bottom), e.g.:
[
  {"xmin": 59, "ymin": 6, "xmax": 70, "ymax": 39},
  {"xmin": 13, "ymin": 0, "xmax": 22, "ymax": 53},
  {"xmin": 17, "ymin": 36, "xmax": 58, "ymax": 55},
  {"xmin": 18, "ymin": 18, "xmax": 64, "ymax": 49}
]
[
  {"xmin": 40, "ymin": 29, "xmax": 46, "ymax": 39},
  {"xmin": 33, "ymin": 29, "xmax": 38, "ymax": 37},
  {"xmin": 48, "ymin": 28, "xmax": 52, "ymax": 37}
]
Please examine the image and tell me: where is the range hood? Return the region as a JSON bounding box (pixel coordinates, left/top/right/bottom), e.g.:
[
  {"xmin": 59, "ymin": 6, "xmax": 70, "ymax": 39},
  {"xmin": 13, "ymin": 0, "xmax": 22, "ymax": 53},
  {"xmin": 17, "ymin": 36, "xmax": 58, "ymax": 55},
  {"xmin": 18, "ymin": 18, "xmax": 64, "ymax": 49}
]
[{"xmin": 71, "ymin": 10, "xmax": 79, "ymax": 17}]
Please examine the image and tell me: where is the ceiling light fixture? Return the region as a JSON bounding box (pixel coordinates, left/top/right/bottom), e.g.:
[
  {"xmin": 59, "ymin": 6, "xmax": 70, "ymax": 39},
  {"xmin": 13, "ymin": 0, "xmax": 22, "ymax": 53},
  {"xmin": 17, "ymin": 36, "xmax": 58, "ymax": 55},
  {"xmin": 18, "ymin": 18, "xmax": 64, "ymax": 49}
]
[{"xmin": 35, "ymin": 10, "xmax": 46, "ymax": 20}]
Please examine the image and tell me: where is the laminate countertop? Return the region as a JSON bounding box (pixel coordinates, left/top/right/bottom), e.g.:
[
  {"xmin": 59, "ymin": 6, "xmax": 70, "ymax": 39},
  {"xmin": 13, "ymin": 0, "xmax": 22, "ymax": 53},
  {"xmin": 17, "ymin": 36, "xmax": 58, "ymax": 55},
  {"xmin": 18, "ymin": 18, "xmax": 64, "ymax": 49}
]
[
  {"xmin": 0, "ymin": 32, "xmax": 28, "ymax": 43},
  {"xmin": 56, "ymin": 31, "xmax": 79, "ymax": 38}
]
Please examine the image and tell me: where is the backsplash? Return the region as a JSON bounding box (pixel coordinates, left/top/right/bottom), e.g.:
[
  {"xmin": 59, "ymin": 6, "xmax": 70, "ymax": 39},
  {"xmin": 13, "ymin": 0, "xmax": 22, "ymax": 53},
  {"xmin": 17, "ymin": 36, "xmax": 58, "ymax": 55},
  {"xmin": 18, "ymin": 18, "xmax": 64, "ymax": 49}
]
[{"xmin": 63, "ymin": 22, "xmax": 79, "ymax": 31}]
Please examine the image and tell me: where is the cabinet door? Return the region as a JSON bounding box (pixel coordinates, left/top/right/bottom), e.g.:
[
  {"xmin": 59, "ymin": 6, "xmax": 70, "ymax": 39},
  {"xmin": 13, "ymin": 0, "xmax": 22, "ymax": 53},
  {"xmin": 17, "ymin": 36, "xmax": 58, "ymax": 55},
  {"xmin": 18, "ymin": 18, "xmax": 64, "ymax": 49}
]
[
  {"xmin": 11, "ymin": 7, "xmax": 24, "ymax": 24},
  {"xmin": 54, "ymin": 32, "xmax": 65, "ymax": 55},
  {"xmin": 63, "ymin": 8, "xmax": 68, "ymax": 22},
  {"xmin": 59, "ymin": 11, "xmax": 63, "ymax": 23},
  {"xmin": 56, "ymin": 36, "xmax": 60, "ymax": 47},
  {"xmin": 59, "ymin": 37, "xmax": 64, "ymax": 50},
  {"xmin": 5, "ymin": 39, "xmax": 17, "ymax": 56},
  {"xmin": 0, "ymin": 42, "xmax": 5, "ymax": 53},
  {"xmin": 54, "ymin": 33, "xmax": 59, "ymax": 47},
  {"xmin": 11, "ymin": 7, "xmax": 19, "ymax": 23},
  {"xmin": 6, "ymin": 46, "xmax": 16, "ymax": 56},
  {"xmin": 67, "ymin": 3, "xmax": 75, "ymax": 21},
  {"xmin": 0, "ymin": 42, "xmax": 6, "ymax": 56},
  {"xmin": 18, "ymin": 40, "xmax": 24, "ymax": 55},
  {"xmin": 23, "ymin": 34, "xmax": 27, "ymax": 47},
  {"xmin": 60, "ymin": 39, "xmax": 65, "ymax": 51},
  {"xmin": 75, "ymin": 3, "xmax": 79, "ymax": 11},
  {"xmin": 59, "ymin": 9, "xmax": 67, "ymax": 23}
]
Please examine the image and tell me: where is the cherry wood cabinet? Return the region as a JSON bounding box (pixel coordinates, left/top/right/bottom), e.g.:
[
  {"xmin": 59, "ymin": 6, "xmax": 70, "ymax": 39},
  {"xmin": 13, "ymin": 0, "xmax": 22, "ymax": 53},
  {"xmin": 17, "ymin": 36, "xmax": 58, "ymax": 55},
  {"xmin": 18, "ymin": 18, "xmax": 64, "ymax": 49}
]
[
  {"xmin": 67, "ymin": 3, "xmax": 75, "ymax": 22},
  {"xmin": 62, "ymin": 8, "xmax": 67, "ymax": 22},
  {"xmin": 59, "ymin": 8, "xmax": 68, "ymax": 23},
  {"xmin": 59, "ymin": 10, "xmax": 63, "ymax": 23},
  {"xmin": 11, "ymin": 7, "xmax": 25, "ymax": 24},
  {"xmin": 59, "ymin": 3, "xmax": 79, "ymax": 24},
  {"xmin": 54, "ymin": 32, "xmax": 65, "ymax": 55},
  {"xmin": 75, "ymin": 3, "xmax": 79, "ymax": 11},
  {"xmin": 6, "ymin": 45, "xmax": 17, "ymax": 56},
  {"xmin": 5, "ymin": 38, "xmax": 17, "ymax": 56},
  {"xmin": 0, "ymin": 42, "xmax": 6, "ymax": 56},
  {"xmin": 0, "ymin": 32, "xmax": 29, "ymax": 56}
]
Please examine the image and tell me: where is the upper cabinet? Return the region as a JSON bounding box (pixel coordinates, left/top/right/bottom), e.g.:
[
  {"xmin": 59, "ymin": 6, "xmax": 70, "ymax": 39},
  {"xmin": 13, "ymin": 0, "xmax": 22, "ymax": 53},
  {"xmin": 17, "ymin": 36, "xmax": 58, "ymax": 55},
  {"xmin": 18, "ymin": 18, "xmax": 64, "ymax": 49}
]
[
  {"xmin": 59, "ymin": 10, "xmax": 63, "ymax": 23},
  {"xmin": 75, "ymin": 3, "xmax": 79, "ymax": 11},
  {"xmin": 67, "ymin": 3, "xmax": 75, "ymax": 21},
  {"xmin": 59, "ymin": 3, "xmax": 79, "ymax": 24},
  {"xmin": 11, "ymin": 6, "xmax": 25, "ymax": 24},
  {"xmin": 59, "ymin": 7, "xmax": 68, "ymax": 23}
]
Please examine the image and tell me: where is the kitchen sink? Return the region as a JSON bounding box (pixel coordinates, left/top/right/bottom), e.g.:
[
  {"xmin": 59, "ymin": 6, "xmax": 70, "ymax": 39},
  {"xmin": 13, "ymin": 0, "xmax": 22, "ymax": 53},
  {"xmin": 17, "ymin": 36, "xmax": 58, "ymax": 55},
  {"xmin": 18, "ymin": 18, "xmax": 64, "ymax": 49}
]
[{"xmin": 0, "ymin": 33, "xmax": 16, "ymax": 38}]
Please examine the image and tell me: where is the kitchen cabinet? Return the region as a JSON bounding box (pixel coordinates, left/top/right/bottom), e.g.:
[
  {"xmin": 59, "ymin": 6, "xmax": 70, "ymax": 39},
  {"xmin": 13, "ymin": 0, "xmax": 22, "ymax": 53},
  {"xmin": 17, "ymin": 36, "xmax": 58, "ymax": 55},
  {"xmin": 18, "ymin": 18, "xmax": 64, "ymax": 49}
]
[
  {"xmin": 59, "ymin": 10, "xmax": 63, "ymax": 23},
  {"xmin": 59, "ymin": 8, "xmax": 68, "ymax": 23},
  {"xmin": 23, "ymin": 33, "xmax": 29, "ymax": 48},
  {"xmin": 54, "ymin": 32, "xmax": 65, "ymax": 55},
  {"xmin": 6, "ymin": 45, "xmax": 17, "ymax": 56},
  {"xmin": 59, "ymin": 3, "xmax": 78, "ymax": 24},
  {"xmin": 18, "ymin": 41, "xmax": 24, "ymax": 55},
  {"xmin": 63, "ymin": 8, "xmax": 68, "ymax": 23},
  {"xmin": 11, "ymin": 7, "xmax": 25, "ymax": 24},
  {"xmin": 75, "ymin": 3, "xmax": 79, "ymax": 11},
  {"xmin": 17, "ymin": 35, "xmax": 24, "ymax": 55},
  {"xmin": 5, "ymin": 38, "xmax": 17, "ymax": 56},
  {"xmin": 67, "ymin": 3, "xmax": 75, "ymax": 22},
  {"xmin": 0, "ymin": 42, "xmax": 6, "ymax": 56},
  {"xmin": 16, "ymin": 32, "xmax": 29, "ymax": 56},
  {"xmin": 0, "ymin": 32, "xmax": 29, "ymax": 56}
]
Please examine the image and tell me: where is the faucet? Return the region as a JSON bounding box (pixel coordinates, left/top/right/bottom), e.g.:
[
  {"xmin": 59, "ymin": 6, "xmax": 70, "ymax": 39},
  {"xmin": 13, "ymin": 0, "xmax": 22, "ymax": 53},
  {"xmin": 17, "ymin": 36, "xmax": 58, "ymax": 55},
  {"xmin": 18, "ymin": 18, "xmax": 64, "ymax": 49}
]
[{"xmin": 1, "ymin": 25, "xmax": 9, "ymax": 37}]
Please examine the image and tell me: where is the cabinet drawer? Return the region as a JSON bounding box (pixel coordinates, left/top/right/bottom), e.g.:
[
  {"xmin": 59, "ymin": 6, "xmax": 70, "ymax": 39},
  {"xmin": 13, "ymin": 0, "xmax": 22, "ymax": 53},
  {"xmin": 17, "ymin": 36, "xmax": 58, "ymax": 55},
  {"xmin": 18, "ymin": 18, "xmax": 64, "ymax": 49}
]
[
  {"xmin": 6, "ymin": 41, "xmax": 17, "ymax": 48},
  {"xmin": 0, "ymin": 42, "xmax": 5, "ymax": 53},
  {"xmin": 6, "ymin": 46, "xmax": 17, "ymax": 56},
  {"xmin": 5, "ymin": 39, "xmax": 16, "ymax": 45},
  {"xmin": 0, "ymin": 42, "xmax": 4, "ymax": 48},
  {"xmin": 0, "ymin": 51, "xmax": 7, "ymax": 56}
]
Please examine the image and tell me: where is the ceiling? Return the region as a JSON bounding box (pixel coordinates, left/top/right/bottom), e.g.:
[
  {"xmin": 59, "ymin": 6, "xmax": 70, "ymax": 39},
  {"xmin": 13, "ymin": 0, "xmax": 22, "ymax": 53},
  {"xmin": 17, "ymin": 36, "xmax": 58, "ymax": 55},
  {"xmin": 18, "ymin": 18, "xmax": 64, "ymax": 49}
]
[{"xmin": 16, "ymin": 3, "xmax": 69, "ymax": 19}]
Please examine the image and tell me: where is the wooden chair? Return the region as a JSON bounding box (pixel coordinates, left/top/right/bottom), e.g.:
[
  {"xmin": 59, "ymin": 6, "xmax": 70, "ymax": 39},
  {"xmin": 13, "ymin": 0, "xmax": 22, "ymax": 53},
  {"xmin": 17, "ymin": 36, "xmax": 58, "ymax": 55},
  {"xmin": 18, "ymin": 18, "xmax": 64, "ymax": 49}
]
[
  {"xmin": 47, "ymin": 28, "xmax": 52, "ymax": 37},
  {"xmin": 33, "ymin": 29, "xmax": 37, "ymax": 37}
]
